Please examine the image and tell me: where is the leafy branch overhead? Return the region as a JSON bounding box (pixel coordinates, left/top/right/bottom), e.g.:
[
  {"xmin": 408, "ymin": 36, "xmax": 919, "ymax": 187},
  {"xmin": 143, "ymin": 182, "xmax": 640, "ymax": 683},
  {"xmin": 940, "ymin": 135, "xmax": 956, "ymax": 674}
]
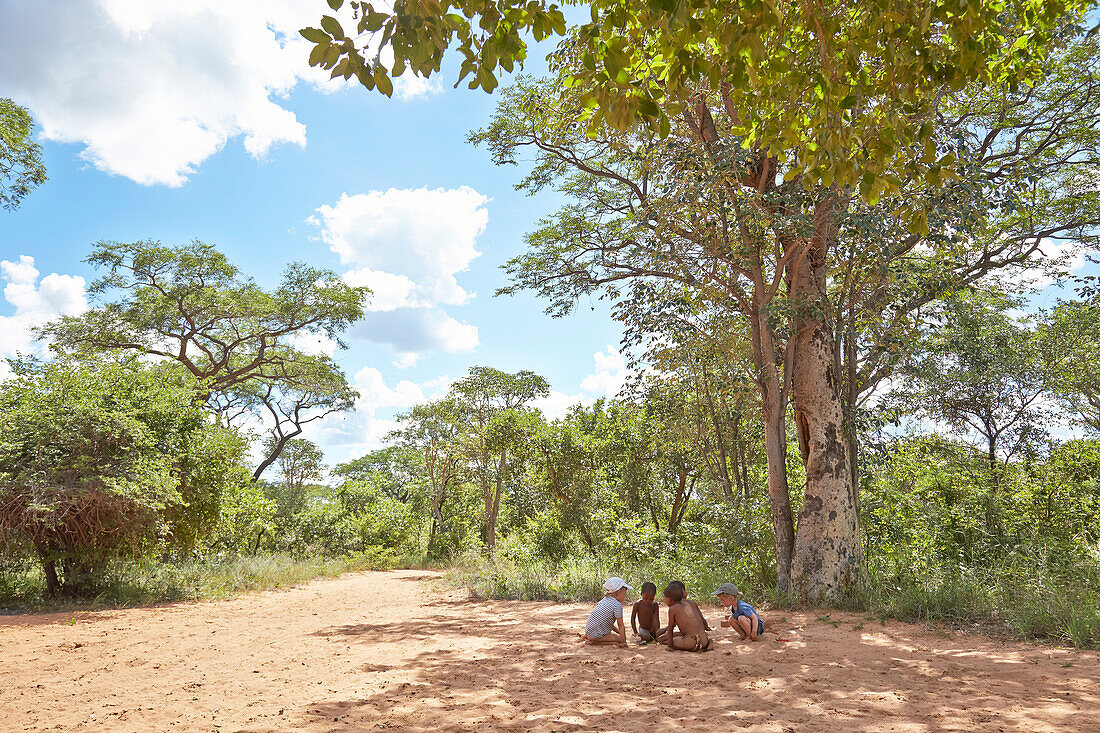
[{"xmin": 303, "ymin": 0, "xmax": 1095, "ymax": 209}]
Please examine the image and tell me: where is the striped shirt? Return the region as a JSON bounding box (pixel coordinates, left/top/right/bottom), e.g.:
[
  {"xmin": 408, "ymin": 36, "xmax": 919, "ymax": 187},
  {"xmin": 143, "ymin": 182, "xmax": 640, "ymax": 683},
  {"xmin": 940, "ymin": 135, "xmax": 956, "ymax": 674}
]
[{"xmin": 585, "ymin": 596, "xmax": 624, "ymax": 638}]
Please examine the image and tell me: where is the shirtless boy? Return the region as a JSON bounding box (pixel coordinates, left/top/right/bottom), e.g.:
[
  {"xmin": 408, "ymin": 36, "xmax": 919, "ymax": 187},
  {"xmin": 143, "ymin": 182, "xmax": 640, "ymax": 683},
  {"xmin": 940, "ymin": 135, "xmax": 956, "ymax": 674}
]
[
  {"xmin": 663, "ymin": 583, "xmax": 711, "ymax": 652},
  {"xmin": 630, "ymin": 582, "xmax": 661, "ymax": 643},
  {"xmin": 656, "ymin": 580, "xmax": 710, "ymax": 643}
]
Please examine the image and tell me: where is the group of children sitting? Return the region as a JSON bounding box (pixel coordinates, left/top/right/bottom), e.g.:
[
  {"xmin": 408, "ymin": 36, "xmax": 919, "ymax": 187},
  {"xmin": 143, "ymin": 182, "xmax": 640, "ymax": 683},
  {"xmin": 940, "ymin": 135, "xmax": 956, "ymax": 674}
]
[{"xmin": 582, "ymin": 577, "xmax": 764, "ymax": 651}]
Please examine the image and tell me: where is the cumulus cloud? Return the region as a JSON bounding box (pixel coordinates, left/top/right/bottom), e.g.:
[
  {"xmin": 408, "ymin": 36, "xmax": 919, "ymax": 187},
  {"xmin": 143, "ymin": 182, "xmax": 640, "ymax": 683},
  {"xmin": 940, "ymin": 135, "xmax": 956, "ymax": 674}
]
[
  {"xmin": 310, "ymin": 186, "xmax": 488, "ymax": 366},
  {"xmin": 580, "ymin": 345, "xmax": 635, "ymax": 398},
  {"xmin": 0, "ymin": 0, "xmax": 438, "ymax": 187},
  {"xmin": 0, "ymin": 256, "xmax": 87, "ymax": 376},
  {"xmin": 351, "ymin": 308, "xmax": 479, "ymax": 367},
  {"xmin": 311, "ymin": 187, "xmax": 489, "ymax": 306}
]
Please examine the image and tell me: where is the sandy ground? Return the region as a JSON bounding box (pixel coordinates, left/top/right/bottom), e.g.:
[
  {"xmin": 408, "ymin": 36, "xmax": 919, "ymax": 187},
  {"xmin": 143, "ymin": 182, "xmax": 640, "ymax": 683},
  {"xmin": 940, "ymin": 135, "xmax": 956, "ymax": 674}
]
[{"xmin": 1, "ymin": 570, "xmax": 1098, "ymax": 732}]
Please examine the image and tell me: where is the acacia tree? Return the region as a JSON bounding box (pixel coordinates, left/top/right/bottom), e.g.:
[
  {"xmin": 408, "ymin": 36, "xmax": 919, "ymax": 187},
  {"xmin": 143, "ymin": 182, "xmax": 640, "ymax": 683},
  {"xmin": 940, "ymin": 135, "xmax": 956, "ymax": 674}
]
[
  {"xmin": 41, "ymin": 240, "xmax": 368, "ymax": 479},
  {"xmin": 0, "ymin": 98, "xmax": 47, "ymax": 211},
  {"xmin": 1042, "ymin": 290, "xmax": 1100, "ymax": 434},
  {"xmin": 899, "ymin": 289, "xmax": 1053, "ymax": 474}
]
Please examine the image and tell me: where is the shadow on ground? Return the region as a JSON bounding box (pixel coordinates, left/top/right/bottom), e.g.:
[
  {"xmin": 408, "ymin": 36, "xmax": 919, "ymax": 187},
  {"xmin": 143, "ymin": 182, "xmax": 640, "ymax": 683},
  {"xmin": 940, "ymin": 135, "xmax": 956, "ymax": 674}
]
[{"xmin": 250, "ymin": 601, "xmax": 1100, "ymax": 732}]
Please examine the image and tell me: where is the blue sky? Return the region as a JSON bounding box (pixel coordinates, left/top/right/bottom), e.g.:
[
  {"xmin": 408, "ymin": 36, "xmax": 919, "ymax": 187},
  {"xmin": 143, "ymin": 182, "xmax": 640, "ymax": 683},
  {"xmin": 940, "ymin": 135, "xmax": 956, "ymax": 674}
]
[{"xmin": 0, "ymin": 0, "xmax": 627, "ymax": 469}]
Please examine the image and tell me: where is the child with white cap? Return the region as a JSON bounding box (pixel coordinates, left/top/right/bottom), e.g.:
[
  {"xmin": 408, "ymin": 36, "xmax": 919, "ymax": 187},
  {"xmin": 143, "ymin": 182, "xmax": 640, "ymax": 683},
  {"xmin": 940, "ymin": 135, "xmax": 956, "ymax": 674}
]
[{"xmin": 581, "ymin": 577, "xmax": 632, "ymax": 646}]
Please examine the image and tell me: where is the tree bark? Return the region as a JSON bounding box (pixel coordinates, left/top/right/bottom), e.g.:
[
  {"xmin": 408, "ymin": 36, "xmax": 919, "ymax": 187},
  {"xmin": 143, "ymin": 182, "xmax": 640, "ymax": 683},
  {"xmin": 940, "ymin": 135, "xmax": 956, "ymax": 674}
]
[
  {"xmin": 788, "ymin": 193, "xmax": 865, "ymax": 601},
  {"xmin": 43, "ymin": 558, "xmax": 60, "ymax": 598}
]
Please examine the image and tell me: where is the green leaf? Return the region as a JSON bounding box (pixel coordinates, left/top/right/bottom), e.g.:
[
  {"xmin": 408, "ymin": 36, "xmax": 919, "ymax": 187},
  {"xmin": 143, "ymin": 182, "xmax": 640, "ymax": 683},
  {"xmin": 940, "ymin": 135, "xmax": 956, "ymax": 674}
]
[
  {"xmin": 320, "ymin": 15, "xmax": 346, "ymax": 40},
  {"xmin": 300, "ymin": 27, "xmax": 329, "ymax": 44},
  {"xmin": 375, "ymin": 68, "xmax": 394, "ymax": 97}
]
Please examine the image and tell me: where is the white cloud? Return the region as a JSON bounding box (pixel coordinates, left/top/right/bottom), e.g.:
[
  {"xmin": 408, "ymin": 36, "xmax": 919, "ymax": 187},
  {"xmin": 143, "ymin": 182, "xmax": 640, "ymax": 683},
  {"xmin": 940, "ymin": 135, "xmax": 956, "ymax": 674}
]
[
  {"xmin": 351, "ymin": 308, "xmax": 479, "ymax": 367},
  {"xmin": 310, "ymin": 187, "xmax": 489, "ymax": 306},
  {"xmin": 343, "ymin": 267, "xmax": 423, "ymax": 312},
  {"xmin": 311, "ymin": 186, "xmax": 489, "ymax": 365},
  {"xmin": 314, "ymin": 366, "xmax": 451, "ymax": 457},
  {"xmin": 0, "ymin": 256, "xmax": 87, "ymax": 374},
  {"xmin": 580, "ymin": 345, "xmax": 634, "ymax": 398},
  {"xmin": 0, "ymin": 0, "xmax": 439, "ymax": 187}
]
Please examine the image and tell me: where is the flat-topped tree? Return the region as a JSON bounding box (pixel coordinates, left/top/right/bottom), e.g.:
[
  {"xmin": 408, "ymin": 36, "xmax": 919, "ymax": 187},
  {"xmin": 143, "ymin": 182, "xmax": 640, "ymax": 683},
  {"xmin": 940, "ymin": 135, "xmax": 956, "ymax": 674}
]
[{"xmin": 40, "ymin": 240, "xmax": 369, "ymax": 480}]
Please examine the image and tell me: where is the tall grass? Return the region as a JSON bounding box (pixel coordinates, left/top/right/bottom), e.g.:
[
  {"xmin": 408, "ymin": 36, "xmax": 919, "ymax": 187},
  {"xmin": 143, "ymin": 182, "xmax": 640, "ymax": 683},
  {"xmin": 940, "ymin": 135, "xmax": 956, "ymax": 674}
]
[
  {"xmin": 444, "ymin": 549, "xmax": 768, "ymax": 607},
  {"xmin": 444, "ymin": 551, "xmax": 1100, "ymax": 649},
  {"xmin": 0, "ymin": 549, "xmax": 404, "ymax": 612}
]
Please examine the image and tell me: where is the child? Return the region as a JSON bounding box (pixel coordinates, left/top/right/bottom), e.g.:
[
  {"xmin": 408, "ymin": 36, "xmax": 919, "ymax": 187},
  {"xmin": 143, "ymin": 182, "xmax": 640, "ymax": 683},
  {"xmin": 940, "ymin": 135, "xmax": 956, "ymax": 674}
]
[
  {"xmin": 630, "ymin": 582, "xmax": 661, "ymax": 643},
  {"xmin": 663, "ymin": 582, "xmax": 711, "ymax": 651},
  {"xmin": 712, "ymin": 582, "xmax": 764, "ymax": 641},
  {"xmin": 656, "ymin": 580, "xmax": 710, "ymax": 643},
  {"xmin": 582, "ymin": 577, "xmax": 631, "ymax": 646}
]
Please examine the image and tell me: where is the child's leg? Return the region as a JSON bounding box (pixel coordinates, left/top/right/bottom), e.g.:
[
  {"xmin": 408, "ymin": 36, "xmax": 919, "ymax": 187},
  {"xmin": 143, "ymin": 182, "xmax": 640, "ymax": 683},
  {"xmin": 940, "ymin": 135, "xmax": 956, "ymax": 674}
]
[
  {"xmin": 639, "ymin": 628, "xmax": 654, "ymax": 641},
  {"xmin": 734, "ymin": 615, "xmax": 752, "ymax": 639},
  {"xmin": 585, "ymin": 632, "xmax": 624, "ymax": 645}
]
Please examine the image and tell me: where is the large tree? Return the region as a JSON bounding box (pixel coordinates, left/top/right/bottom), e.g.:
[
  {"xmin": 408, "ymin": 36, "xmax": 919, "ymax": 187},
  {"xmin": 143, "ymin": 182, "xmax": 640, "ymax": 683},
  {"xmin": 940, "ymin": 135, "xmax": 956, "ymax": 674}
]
[
  {"xmin": 306, "ymin": 0, "xmax": 1097, "ymax": 600},
  {"xmin": 41, "ymin": 240, "xmax": 368, "ymax": 479}
]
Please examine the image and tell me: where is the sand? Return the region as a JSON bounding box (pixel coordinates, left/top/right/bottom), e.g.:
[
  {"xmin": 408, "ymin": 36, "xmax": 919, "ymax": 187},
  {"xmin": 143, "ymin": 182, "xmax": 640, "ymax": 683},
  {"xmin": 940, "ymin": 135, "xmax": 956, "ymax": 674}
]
[{"xmin": 1, "ymin": 570, "xmax": 1097, "ymax": 732}]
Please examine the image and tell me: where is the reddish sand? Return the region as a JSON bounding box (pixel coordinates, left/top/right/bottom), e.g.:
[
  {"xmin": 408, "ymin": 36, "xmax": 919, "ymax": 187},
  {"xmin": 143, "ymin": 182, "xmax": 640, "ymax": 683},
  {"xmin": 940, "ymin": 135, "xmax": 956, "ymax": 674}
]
[{"xmin": 2, "ymin": 570, "xmax": 1098, "ymax": 732}]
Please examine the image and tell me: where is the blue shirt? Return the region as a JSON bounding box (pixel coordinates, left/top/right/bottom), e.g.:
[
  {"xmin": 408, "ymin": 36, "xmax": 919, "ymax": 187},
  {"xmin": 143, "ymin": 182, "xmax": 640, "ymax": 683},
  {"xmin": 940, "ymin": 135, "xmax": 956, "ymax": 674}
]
[
  {"xmin": 730, "ymin": 599, "xmax": 764, "ymax": 633},
  {"xmin": 731, "ymin": 599, "xmax": 758, "ymax": 620}
]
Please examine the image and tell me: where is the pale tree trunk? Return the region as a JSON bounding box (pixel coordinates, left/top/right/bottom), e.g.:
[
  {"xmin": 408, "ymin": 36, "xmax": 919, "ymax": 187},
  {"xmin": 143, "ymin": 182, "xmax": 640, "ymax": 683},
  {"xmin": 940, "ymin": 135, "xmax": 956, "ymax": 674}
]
[
  {"xmin": 788, "ymin": 193, "xmax": 865, "ymax": 601},
  {"xmin": 484, "ymin": 449, "xmax": 507, "ymax": 552},
  {"xmin": 753, "ymin": 310, "xmax": 795, "ymax": 596}
]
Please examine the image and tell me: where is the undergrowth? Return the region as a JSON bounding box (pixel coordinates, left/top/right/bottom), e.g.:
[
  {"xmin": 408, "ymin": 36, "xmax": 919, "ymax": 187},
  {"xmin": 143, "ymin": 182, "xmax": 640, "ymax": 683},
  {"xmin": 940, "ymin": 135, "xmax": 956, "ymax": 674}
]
[
  {"xmin": 444, "ymin": 551, "xmax": 1100, "ymax": 649},
  {"xmin": 0, "ymin": 549, "xmax": 406, "ymax": 612}
]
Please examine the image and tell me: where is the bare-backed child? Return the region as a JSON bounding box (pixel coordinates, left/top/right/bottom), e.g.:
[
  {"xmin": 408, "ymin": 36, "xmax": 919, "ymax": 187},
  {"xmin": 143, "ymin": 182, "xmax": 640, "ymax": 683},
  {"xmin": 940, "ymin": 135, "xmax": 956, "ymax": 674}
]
[
  {"xmin": 713, "ymin": 582, "xmax": 764, "ymax": 641},
  {"xmin": 663, "ymin": 582, "xmax": 712, "ymax": 652},
  {"xmin": 581, "ymin": 577, "xmax": 631, "ymax": 647},
  {"xmin": 656, "ymin": 580, "xmax": 710, "ymax": 643},
  {"xmin": 630, "ymin": 582, "xmax": 661, "ymax": 643}
]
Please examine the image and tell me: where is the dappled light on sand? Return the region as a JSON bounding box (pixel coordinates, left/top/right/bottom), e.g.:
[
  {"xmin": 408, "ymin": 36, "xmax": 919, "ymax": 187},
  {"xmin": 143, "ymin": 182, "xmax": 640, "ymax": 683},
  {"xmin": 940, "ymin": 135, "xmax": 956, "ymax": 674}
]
[{"xmin": 2, "ymin": 570, "xmax": 1097, "ymax": 731}]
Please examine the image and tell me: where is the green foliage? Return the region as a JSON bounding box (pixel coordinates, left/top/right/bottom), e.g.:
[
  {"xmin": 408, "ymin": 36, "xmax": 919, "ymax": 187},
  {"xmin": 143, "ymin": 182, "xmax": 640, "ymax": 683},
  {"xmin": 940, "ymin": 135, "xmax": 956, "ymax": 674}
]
[
  {"xmin": 307, "ymin": 0, "xmax": 1092, "ymax": 201},
  {"xmin": 0, "ymin": 357, "xmax": 250, "ymax": 596},
  {"xmin": 0, "ymin": 552, "xmax": 398, "ymax": 611},
  {"xmin": 0, "ymin": 98, "xmax": 47, "ymax": 211}
]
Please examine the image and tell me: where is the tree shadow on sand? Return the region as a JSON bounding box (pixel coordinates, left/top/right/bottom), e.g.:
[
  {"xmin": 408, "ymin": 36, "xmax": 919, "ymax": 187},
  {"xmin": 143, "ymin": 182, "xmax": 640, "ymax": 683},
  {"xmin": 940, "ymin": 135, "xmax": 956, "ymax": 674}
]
[{"xmin": 249, "ymin": 605, "xmax": 1100, "ymax": 732}]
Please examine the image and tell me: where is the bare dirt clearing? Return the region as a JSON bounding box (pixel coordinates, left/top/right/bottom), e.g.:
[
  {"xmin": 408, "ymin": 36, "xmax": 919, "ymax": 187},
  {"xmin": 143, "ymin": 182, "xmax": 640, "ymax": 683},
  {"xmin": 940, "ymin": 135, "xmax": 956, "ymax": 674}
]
[{"xmin": 1, "ymin": 569, "xmax": 1097, "ymax": 731}]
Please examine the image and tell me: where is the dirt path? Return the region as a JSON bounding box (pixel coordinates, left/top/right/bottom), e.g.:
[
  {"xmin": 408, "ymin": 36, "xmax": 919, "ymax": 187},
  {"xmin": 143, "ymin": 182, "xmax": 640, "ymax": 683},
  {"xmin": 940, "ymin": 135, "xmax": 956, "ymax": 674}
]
[{"xmin": 1, "ymin": 570, "xmax": 1097, "ymax": 731}]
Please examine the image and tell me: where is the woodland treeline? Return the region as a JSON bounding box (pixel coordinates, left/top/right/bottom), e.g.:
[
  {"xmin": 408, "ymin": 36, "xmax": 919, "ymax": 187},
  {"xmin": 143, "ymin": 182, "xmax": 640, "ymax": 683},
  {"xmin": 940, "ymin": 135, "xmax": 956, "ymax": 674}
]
[{"xmin": 0, "ymin": 0, "xmax": 1099, "ymax": 646}]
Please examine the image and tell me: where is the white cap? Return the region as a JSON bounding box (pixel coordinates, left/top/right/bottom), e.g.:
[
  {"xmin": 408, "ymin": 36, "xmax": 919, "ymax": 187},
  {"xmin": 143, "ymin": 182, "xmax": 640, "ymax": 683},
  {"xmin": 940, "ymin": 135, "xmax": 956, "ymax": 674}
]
[{"xmin": 603, "ymin": 577, "xmax": 632, "ymax": 593}]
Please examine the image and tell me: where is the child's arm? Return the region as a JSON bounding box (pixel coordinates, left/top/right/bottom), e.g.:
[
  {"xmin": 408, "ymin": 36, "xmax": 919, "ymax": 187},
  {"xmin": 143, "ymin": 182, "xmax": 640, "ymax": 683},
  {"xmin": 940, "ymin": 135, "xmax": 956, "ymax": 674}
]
[
  {"xmin": 616, "ymin": 616, "xmax": 627, "ymax": 645},
  {"xmin": 630, "ymin": 602, "xmax": 639, "ymax": 636},
  {"xmin": 748, "ymin": 613, "xmax": 759, "ymax": 640}
]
